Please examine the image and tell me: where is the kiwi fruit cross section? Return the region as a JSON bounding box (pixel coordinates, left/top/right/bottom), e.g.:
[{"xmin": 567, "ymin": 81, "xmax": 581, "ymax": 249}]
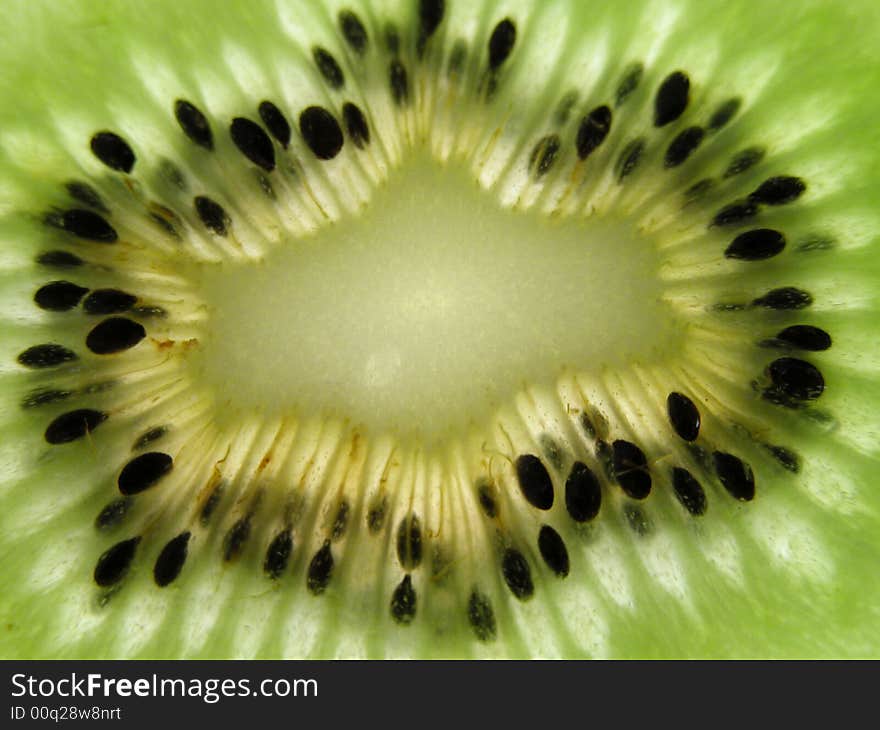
[{"xmin": 0, "ymin": 0, "xmax": 879, "ymax": 659}]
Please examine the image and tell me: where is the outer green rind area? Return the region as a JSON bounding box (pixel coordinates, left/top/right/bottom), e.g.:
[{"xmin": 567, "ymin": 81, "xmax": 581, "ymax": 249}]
[{"xmin": 0, "ymin": 0, "xmax": 878, "ymax": 658}]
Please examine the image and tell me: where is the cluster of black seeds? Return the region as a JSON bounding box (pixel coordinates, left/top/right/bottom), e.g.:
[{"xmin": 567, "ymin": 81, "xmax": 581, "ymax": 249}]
[{"xmin": 13, "ymin": 0, "xmax": 833, "ymax": 648}]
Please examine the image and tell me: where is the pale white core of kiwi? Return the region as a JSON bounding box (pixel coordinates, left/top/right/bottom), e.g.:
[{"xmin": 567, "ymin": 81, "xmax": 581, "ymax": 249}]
[{"xmin": 193, "ymin": 153, "xmax": 682, "ymax": 440}]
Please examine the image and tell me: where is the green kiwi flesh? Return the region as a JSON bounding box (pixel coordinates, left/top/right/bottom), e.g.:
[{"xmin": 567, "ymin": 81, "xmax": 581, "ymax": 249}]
[{"xmin": 0, "ymin": 0, "xmax": 879, "ymax": 659}]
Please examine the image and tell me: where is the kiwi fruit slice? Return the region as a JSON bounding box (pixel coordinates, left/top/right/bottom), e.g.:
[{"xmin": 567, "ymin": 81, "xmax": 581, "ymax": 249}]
[{"xmin": 1, "ymin": 0, "xmax": 879, "ymax": 659}]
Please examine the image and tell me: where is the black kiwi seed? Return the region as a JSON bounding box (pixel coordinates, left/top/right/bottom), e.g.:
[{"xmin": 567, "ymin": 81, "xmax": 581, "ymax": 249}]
[
  {"xmin": 312, "ymin": 47, "xmax": 345, "ymax": 89},
  {"xmin": 229, "ymin": 117, "xmax": 276, "ymax": 172},
  {"xmin": 223, "ymin": 516, "xmax": 252, "ymax": 562},
  {"xmin": 419, "ymin": 0, "xmax": 445, "ymax": 37},
  {"xmin": 576, "ymin": 106, "xmax": 612, "ymax": 160},
  {"xmin": 724, "ymin": 228, "xmax": 785, "ymax": 261},
  {"xmin": 307, "ymin": 540, "xmax": 334, "ymax": 595},
  {"xmin": 752, "ymin": 287, "xmax": 813, "ymax": 310},
  {"xmin": 258, "ymin": 101, "xmax": 291, "ymax": 148},
  {"xmin": 389, "ymin": 59, "xmax": 410, "ymax": 106},
  {"xmin": 467, "ymin": 589, "xmax": 496, "ymax": 641},
  {"xmin": 487, "ymin": 18, "xmax": 516, "ymax": 70},
  {"xmin": 654, "ymin": 70, "xmax": 690, "ymax": 127},
  {"xmin": 666, "ymin": 392, "xmax": 701, "ymax": 442},
  {"xmin": 342, "ymin": 102, "xmax": 370, "ymax": 148},
  {"xmin": 37, "ymin": 250, "xmax": 84, "ymax": 269},
  {"xmin": 749, "ymin": 176, "xmax": 806, "ymax": 205},
  {"xmin": 529, "ymin": 134, "xmax": 561, "ymax": 177},
  {"xmin": 664, "ymin": 126, "xmax": 704, "ymax": 168},
  {"xmin": 564, "ymin": 461, "xmax": 601, "ymax": 523},
  {"xmin": 611, "ymin": 440, "xmax": 652, "ymax": 500},
  {"xmin": 57, "ymin": 209, "xmax": 118, "ymax": 243},
  {"xmin": 264, "ymin": 529, "xmax": 293, "ymax": 579},
  {"xmin": 537, "ymin": 525, "xmax": 569, "ymax": 578},
  {"xmin": 708, "ymin": 97, "xmax": 741, "ymax": 131},
  {"xmin": 83, "ymin": 289, "xmax": 138, "ymax": 315},
  {"xmin": 94, "ymin": 536, "xmax": 141, "ymax": 587},
  {"xmin": 174, "ymin": 99, "xmax": 213, "ymax": 150},
  {"xmin": 299, "ymin": 106, "xmax": 345, "ymax": 160},
  {"xmin": 767, "ymin": 357, "xmax": 825, "ymax": 400},
  {"xmin": 616, "ymin": 138, "xmax": 645, "ymax": 181},
  {"xmin": 615, "ymin": 62, "xmax": 643, "ymax": 107},
  {"xmin": 391, "ymin": 574, "xmax": 417, "ymax": 624},
  {"xmin": 417, "ymin": 0, "xmax": 445, "ymax": 57},
  {"xmin": 476, "ymin": 479, "xmax": 499, "ymax": 518},
  {"xmin": 396, "ymin": 514, "xmax": 423, "ymax": 570},
  {"xmin": 18, "ymin": 343, "xmax": 78, "ymax": 369},
  {"xmin": 44, "ymin": 408, "xmax": 108, "ymax": 444},
  {"xmin": 21, "ymin": 387, "xmax": 72, "ymax": 409},
  {"xmin": 772, "ymin": 325, "xmax": 832, "ymax": 351},
  {"xmin": 670, "ymin": 467, "xmax": 707, "ymax": 516},
  {"xmin": 34, "ymin": 281, "xmax": 88, "ymax": 311},
  {"xmin": 515, "ymin": 454, "xmax": 554, "ymax": 510},
  {"xmin": 89, "ymin": 131, "xmax": 136, "ymax": 173},
  {"xmin": 86, "ymin": 317, "xmax": 145, "ymax": 355},
  {"xmin": 194, "ymin": 195, "xmax": 231, "ymax": 236},
  {"xmin": 65, "ymin": 181, "xmax": 108, "ymax": 212},
  {"xmin": 338, "ymin": 9, "xmax": 368, "ymax": 55},
  {"xmin": 117, "ymin": 452, "xmax": 173, "ymax": 495},
  {"xmin": 94, "ymin": 497, "xmax": 132, "ymax": 530},
  {"xmin": 724, "ymin": 146, "xmax": 765, "ymax": 178},
  {"xmin": 713, "ymin": 451, "xmax": 755, "ymax": 501},
  {"xmin": 501, "ymin": 547, "xmax": 534, "ymax": 600},
  {"xmin": 154, "ymin": 531, "xmax": 191, "ymax": 587},
  {"xmin": 711, "ymin": 200, "xmax": 759, "ymax": 227}
]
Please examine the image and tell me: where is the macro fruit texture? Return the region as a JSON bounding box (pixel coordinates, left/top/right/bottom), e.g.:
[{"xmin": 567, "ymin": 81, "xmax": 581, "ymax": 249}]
[{"xmin": 0, "ymin": 0, "xmax": 878, "ymax": 658}]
